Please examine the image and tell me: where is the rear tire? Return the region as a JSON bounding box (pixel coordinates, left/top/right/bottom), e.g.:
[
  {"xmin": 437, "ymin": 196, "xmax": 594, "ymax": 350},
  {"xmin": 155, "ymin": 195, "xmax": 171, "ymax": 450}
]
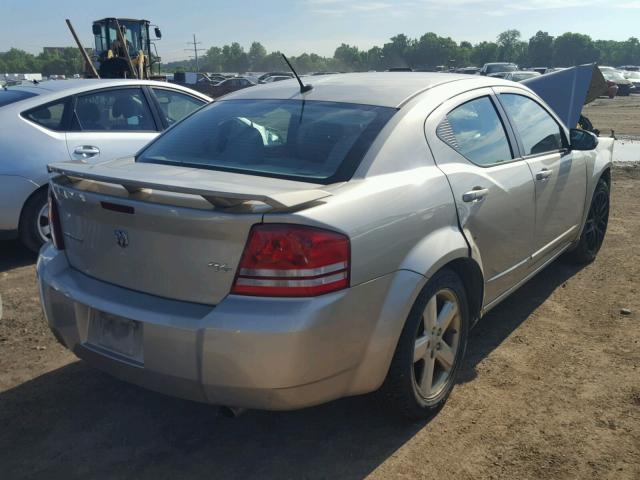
[
  {"xmin": 18, "ymin": 188, "xmax": 50, "ymax": 253},
  {"xmin": 381, "ymin": 268, "xmax": 469, "ymax": 420},
  {"xmin": 564, "ymin": 177, "xmax": 609, "ymax": 264}
]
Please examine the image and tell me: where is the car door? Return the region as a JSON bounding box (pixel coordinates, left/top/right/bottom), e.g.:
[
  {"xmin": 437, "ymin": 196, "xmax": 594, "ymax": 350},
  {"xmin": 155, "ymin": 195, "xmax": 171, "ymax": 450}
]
[
  {"xmin": 425, "ymin": 89, "xmax": 536, "ymax": 305},
  {"xmin": 65, "ymin": 87, "xmax": 160, "ymax": 163},
  {"xmin": 496, "ymin": 89, "xmax": 587, "ymax": 265},
  {"xmin": 149, "ymin": 87, "xmax": 207, "ymax": 128}
]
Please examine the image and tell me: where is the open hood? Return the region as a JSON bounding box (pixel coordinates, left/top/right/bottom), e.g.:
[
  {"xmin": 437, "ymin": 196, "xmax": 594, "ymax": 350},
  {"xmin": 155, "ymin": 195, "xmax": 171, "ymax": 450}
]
[{"xmin": 522, "ymin": 64, "xmax": 607, "ymax": 128}]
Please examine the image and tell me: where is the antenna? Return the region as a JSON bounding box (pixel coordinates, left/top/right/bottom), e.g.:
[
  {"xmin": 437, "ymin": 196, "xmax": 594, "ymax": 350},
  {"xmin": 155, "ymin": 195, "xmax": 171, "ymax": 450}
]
[
  {"xmin": 185, "ymin": 34, "xmax": 205, "ymax": 72},
  {"xmin": 281, "ymin": 54, "xmax": 312, "ymax": 93}
]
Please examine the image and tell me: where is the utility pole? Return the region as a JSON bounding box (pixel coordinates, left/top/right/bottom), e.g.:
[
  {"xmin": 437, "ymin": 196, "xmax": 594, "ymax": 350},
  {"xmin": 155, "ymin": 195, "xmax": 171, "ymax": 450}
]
[{"xmin": 185, "ymin": 34, "xmax": 205, "ymax": 72}]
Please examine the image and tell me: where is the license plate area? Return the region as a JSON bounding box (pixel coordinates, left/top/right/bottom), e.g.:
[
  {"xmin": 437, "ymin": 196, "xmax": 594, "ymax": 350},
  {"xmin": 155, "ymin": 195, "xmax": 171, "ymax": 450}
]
[{"xmin": 86, "ymin": 309, "xmax": 143, "ymax": 365}]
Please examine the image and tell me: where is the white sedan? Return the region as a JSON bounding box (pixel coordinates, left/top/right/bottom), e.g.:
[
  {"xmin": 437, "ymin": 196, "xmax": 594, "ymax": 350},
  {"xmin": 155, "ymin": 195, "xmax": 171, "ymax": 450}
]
[{"xmin": 0, "ymin": 79, "xmax": 210, "ymax": 251}]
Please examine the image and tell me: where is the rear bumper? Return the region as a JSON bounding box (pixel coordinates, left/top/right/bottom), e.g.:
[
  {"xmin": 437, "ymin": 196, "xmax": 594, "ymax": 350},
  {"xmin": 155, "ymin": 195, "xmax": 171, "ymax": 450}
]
[{"xmin": 37, "ymin": 244, "xmax": 424, "ymax": 410}]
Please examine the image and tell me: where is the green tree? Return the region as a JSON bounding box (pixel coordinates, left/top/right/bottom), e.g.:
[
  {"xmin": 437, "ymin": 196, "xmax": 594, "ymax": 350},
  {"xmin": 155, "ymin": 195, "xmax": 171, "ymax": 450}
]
[
  {"xmin": 201, "ymin": 46, "xmax": 223, "ymax": 72},
  {"xmin": 222, "ymin": 42, "xmax": 249, "ymax": 72},
  {"xmin": 413, "ymin": 33, "xmax": 458, "ymax": 68},
  {"xmin": 248, "ymin": 42, "xmax": 266, "ymax": 70},
  {"xmin": 334, "ymin": 43, "xmax": 362, "ymax": 71},
  {"xmin": 382, "ymin": 34, "xmax": 413, "ymax": 69},
  {"xmin": 471, "ymin": 41, "xmax": 498, "ymax": 66},
  {"xmin": 364, "ymin": 46, "xmax": 385, "ymax": 71},
  {"xmin": 528, "ymin": 31, "xmax": 554, "ymax": 67},
  {"xmin": 497, "ymin": 30, "xmax": 521, "ymax": 62},
  {"xmin": 553, "ymin": 32, "xmax": 599, "ymax": 66}
]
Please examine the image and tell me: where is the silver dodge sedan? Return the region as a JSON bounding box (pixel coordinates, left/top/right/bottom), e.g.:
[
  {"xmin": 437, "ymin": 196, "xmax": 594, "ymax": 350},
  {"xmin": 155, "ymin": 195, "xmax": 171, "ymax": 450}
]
[
  {"xmin": 37, "ymin": 73, "xmax": 612, "ymax": 419},
  {"xmin": 0, "ymin": 79, "xmax": 210, "ymax": 251}
]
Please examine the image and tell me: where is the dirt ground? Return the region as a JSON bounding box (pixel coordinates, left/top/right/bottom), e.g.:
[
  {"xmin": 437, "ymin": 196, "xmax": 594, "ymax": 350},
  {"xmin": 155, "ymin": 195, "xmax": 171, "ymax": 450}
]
[
  {"xmin": 1, "ymin": 167, "xmax": 639, "ymax": 480},
  {"xmin": 582, "ymin": 94, "xmax": 640, "ymax": 138}
]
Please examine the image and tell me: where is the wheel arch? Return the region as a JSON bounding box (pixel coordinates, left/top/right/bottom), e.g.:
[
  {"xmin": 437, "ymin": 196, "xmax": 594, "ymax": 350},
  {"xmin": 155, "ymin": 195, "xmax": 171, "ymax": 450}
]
[
  {"xmin": 599, "ymin": 167, "xmax": 611, "ymax": 188},
  {"xmin": 443, "ymin": 257, "xmax": 484, "ymax": 325},
  {"xmin": 348, "ymin": 252, "xmax": 485, "ymax": 396},
  {"xmin": 18, "ymin": 183, "xmax": 49, "ymax": 231}
]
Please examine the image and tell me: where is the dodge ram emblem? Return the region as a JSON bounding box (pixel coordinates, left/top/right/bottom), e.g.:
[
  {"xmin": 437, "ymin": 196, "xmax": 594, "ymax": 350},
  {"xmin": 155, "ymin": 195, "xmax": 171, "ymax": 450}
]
[{"xmin": 114, "ymin": 229, "xmax": 129, "ymax": 248}]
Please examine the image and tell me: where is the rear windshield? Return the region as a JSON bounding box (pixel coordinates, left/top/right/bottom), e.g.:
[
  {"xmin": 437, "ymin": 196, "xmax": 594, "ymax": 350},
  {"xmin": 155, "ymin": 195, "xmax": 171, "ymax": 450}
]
[
  {"xmin": 0, "ymin": 89, "xmax": 37, "ymax": 107},
  {"xmin": 486, "ymin": 64, "xmax": 517, "ymax": 74},
  {"xmin": 137, "ymin": 99, "xmax": 396, "ymax": 183}
]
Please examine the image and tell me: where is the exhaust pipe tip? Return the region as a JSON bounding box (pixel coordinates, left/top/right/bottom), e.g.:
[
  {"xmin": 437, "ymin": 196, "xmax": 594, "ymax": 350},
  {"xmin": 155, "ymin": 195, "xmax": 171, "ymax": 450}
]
[{"xmin": 219, "ymin": 406, "xmax": 247, "ymax": 418}]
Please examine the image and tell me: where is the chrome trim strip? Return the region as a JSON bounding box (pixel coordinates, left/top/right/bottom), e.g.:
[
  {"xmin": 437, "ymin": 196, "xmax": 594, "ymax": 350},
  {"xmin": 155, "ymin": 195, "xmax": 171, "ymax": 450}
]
[
  {"xmin": 481, "ymin": 242, "xmax": 573, "ymax": 316},
  {"xmin": 235, "ymin": 272, "xmax": 347, "ymax": 288},
  {"xmin": 239, "ymin": 262, "xmax": 347, "ymax": 278},
  {"xmin": 531, "ymin": 225, "xmax": 578, "ymax": 261},
  {"xmin": 486, "ymin": 256, "xmax": 530, "ymax": 283}
]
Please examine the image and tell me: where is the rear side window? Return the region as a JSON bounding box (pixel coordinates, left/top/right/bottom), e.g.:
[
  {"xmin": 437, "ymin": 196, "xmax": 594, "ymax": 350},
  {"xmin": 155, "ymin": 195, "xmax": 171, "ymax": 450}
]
[
  {"xmin": 439, "ymin": 96, "xmax": 513, "ymax": 167},
  {"xmin": 500, "ymin": 94, "xmax": 564, "ymax": 156},
  {"xmin": 1, "ymin": 89, "xmax": 37, "ymax": 107},
  {"xmin": 72, "ymin": 88, "xmax": 156, "ymax": 132},
  {"xmin": 23, "ymin": 99, "xmax": 68, "ymax": 131},
  {"xmin": 137, "ymin": 99, "xmax": 396, "ymax": 183},
  {"xmin": 151, "ymin": 88, "xmax": 205, "ymax": 126}
]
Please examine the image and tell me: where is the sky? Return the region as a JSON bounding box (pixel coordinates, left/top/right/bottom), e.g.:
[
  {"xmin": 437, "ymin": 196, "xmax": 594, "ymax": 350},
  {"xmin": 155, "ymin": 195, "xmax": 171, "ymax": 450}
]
[{"xmin": 2, "ymin": 0, "xmax": 639, "ymax": 62}]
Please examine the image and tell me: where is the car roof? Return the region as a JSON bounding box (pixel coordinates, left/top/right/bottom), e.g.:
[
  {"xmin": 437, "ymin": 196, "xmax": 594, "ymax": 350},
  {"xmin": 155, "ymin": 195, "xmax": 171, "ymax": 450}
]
[
  {"xmin": 220, "ymin": 72, "xmax": 513, "ymax": 108},
  {"xmin": 5, "ymin": 79, "xmax": 212, "ymax": 101}
]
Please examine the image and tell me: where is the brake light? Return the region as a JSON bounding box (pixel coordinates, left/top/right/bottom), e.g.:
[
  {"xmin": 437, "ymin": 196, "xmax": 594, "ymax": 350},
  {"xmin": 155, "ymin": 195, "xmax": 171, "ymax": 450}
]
[
  {"xmin": 232, "ymin": 224, "xmax": 350, "ymax": 297},
  {"xmin": 48, "ymin": 189, "xmax": 65, "ymax": 250}
]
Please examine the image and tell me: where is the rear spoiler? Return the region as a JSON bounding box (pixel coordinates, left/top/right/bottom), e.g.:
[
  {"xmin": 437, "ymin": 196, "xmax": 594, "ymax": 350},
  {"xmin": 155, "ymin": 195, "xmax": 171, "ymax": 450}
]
[{"xmin": 47, "ymin": 161, "xmax": 331, "ymax": 210}]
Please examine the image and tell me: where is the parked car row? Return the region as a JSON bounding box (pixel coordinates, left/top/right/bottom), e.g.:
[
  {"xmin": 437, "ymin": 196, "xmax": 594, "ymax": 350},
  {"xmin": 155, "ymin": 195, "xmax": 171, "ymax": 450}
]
[
  {"xmin": 598, "ymin": 66, "xmax": 634, "ymax": 96},
  {"xmin": 171, "ymin": 72, "xmax": 255, "ymax": 98}
]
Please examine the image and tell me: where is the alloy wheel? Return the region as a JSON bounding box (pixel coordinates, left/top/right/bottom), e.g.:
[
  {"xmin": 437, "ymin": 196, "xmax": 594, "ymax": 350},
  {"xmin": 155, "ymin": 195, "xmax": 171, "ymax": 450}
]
[
  {"xmin": 36, "ymin": 203, "xmax": 51, "ymax": 244},
  {"xmin": 412, "ymin": 288, "xmax": 461, "ymax": 400}
]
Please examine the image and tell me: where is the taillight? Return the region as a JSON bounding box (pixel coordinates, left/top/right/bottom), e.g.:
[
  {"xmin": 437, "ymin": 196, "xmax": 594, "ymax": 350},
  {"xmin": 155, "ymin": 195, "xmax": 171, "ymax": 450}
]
[
  {"xmin": 48, "ymin": 189, "xmax": 65, "ymax": 250},
  {"xmin": 231, "ymin": 224, "xmax": 350, "ymax": 297}
]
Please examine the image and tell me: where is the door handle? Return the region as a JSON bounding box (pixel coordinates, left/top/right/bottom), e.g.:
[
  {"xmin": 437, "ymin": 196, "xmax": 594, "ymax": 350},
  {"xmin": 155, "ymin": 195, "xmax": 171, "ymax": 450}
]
[
  {"xmin": 462, "ymin": 187, "xmax": 489, "ymax": 203},
  {"xmin": 73, "ymin": 145, "xmax": 100, "ymax": 158},
  {"xmin": 536, "ymin": 168, "xmax": 553, "ymax": 181}
]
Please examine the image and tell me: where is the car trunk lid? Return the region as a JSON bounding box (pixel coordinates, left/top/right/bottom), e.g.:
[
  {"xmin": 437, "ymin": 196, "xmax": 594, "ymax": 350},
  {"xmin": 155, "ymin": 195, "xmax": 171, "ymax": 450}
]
[{"xmin": 49, "ymin": 158, "xmax": 331, "ymax": 305}]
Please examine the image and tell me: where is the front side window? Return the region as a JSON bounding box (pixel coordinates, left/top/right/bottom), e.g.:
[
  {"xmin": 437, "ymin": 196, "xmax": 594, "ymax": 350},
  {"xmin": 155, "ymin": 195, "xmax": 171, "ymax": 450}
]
[
  {"xmin": 23, "ymin": 99, "xmax": 67, "ymax": 131},
  {"xmin": 440, "ymin": 96, "xmax": 513, "ymax": 167},
  {"xmin": 73, "ymin": 88, "xmax": 156, "ymax": 132},
  {"xmin": 137, "ymin": 99, "xmax": 396, "ymax": 183},
  {"xmin": 500, "ymin": 94, "xmax": 564, "ymax": 156},
  {"xmin": 151, "ymin": 88, "xmax": 205, "ymax": 126}
]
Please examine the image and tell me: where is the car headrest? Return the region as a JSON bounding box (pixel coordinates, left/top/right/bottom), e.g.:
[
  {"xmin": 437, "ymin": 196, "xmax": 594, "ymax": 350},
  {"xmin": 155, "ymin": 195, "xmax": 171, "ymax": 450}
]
[
  {"xmin": 112, "ymin": 96, "xmax": 142, "ymax": 118},
  {"xmin": 297, "ymin": 121, "xmax": 346, "ymax": 163}
]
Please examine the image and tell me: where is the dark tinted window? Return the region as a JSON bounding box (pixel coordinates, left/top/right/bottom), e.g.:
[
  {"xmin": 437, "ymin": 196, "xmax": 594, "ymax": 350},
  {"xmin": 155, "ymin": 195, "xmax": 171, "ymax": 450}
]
[
  {"xmin": 441, "ymin": 96, "xmax": 512, "ymax": 167},
  {"xmin": 23, "ymin": 99, "xmax": 67, "ymax": 130},
  {"xmin": 73, "ymin": 88, "xmax": 156, "ymax": 131},
  {"xmin": 500, "ymin": 94, "xmax": 563, "ymax": 155},
  {"xmin": 138, "ymin": 99, "xmax": 395, "ymax": 183},
  {"xmin": 151, "ymin": 88, "xmax": 205, "ymax": 126},
  {"xmin": 1, "ymin": 89, "xmax": 37, "ymax": 107},
  {"xmin": 486, "ymin": 63, "xmax": 517, "ymax": 74}
]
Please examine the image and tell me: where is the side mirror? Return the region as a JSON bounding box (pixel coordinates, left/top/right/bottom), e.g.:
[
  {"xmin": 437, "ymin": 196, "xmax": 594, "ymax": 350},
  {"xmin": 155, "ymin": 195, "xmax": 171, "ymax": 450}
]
[
  {"xmin": 570, "ymin": 128, "xmax": 598, "ymax": 151},
  {"xmin": 154, "ymin": 27, "xmax": 162, "ymax": 39},
  {"xmin": 92, "ymin": 24, "xmax": 101, "ymax": 36}
]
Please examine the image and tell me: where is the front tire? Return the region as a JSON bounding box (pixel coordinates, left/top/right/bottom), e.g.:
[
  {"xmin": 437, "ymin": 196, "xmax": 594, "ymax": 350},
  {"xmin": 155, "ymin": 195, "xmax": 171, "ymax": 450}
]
[
  {"xmin": 564, "ymin": 177, "xmax": 610, "ymax": 264},
  {"xmin": 381, "ymin": 268, "xmax": 469, "ymax": 420},
  {"xmin": 18, "ymin": 188, "xmax": 50, "ymax": 253}
]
